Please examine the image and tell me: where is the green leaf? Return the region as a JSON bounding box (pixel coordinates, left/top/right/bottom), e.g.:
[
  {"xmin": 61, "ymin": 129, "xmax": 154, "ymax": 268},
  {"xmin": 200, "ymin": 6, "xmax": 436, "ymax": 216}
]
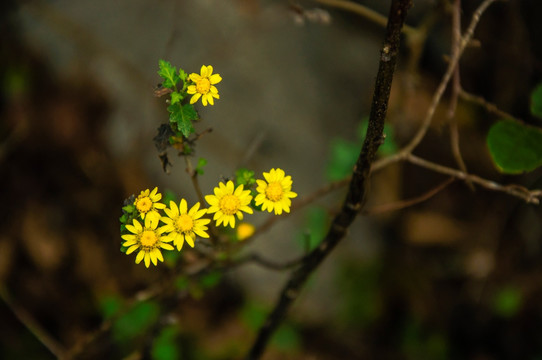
[
  {"xmin": 158, "ymin": 60, "xmax": 180, "ymax": 89},
  {"xmin": 167, "ymin": 104, "xmax": 195, "ymax": 137},
  {"xmin": 151, "ymin": 326, "xmax": 180, "ymax": 360},
  {"xmin": 196, "ymin": 158, "xmax": 207, "ymax": 175},
  {"xmin": 530, "ymin": 83, "xmax": 542, "ymax": 119},
  {"xmin": 487, "ymin": 120, "xmax": 542, "ymax": 173},
  {"xmin": 179, "ymin": 68, "xmax": 188, "ymax": 82},
  {"xmin": 112, "ymin": 301, "xmax": 160, "ymax": 343},
  {"xmin": 235, "ymin": 168, "xmax": 256, "ymax": 186},
  {"xmin": 170, "ymin": 91, "xmax": 183, "ymax": 105}
]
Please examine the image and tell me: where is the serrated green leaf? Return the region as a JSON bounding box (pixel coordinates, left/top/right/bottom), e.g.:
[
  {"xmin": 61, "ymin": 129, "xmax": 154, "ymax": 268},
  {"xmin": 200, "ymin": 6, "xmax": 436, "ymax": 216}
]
[
  {"xmin": 167, "ymin": 103, "xmax": 194, "ymax": 137},
  {"xmin": 530, "ymin": 83, "xmax": 542, "ymax": 119},
  {"xmin": 179, "ymin": 68, "xmax": 188, "ymax": 82},
  {"xmin": 170, "ymin": 91, "xmax": 183, "ymax": 105},
  {"xmin": 487, "ymin": 120, "xmax": 542, "ymax": 174},
  {"xmin": 235, "ymin": 168, "xmax": 255, "ymax": 186},
  {"xmin": 158, "ymin": 60, "xmax": 180, "ymax": 89}
]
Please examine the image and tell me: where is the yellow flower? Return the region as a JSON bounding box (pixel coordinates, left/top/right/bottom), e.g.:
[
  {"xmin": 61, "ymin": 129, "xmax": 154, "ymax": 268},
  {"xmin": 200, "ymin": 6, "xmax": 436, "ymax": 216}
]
[
  {"xmin": 237, "ymin": 222, "xmax": 255, "ymax": 241},
  {"xmin": 161, "ymin": 199, "xmax": 211, "ymax": 251},
  {"xmin": 205, "ymin": 181, "xmax": 253, "ymax": 228},
  {"xmin": 186, "ymin": 65, "xmax": 222, "ymax": 106},
  {"xmin": 121, "ymin": 217, "xmax": 173, "ymax": 268},
  {"xmin": 134, "ymin": 187, "xmax": 166, "ymax": 223},
  {"xmin": 255, "ymin": 168, "xmax": 298, "ymax": 215}
]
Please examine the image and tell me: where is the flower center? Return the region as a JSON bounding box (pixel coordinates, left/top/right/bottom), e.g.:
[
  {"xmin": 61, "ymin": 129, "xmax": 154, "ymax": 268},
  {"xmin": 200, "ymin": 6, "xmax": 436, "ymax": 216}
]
[
  {"xmin": 265, "ymin": 182, "xmax": 283, "ymax": 202},
  {"xmin": 140, "ymin": 230, "xmax": 158, "ymax": 247},
  {"xmin": 136, "ymin": 196, "xmax": 152, "ymax": 213},
  {"xmin": 176, "ymin": 214, "xmax": 194, "ymax": 232},
  {"xmin": 196, "ymin": 78, "xmax": 211, "ymax": 94},
  {"xmin": 219, "ymin": 194, "xmax": 240, "ymax": 215}
]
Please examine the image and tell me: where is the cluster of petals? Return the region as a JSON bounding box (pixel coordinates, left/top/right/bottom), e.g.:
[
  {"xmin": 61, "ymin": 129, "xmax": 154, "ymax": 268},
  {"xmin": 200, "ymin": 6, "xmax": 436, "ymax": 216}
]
[
  {"xmin": 205, "ymin": 181, "xmax": 253, "ymax": 228},
  {"xmin": 124, "ymin": 169, "xmax": 297, "ymax": 267},
  {"xmin": 255, "ymin": 168, "xmax": 297, "ymax": 215}
]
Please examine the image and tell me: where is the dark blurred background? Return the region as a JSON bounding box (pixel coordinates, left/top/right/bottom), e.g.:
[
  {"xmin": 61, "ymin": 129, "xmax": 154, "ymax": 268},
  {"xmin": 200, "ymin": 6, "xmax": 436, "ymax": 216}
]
[{"xmin": 2, "ymin": 0, "xmax": 542, "ymax": 359}]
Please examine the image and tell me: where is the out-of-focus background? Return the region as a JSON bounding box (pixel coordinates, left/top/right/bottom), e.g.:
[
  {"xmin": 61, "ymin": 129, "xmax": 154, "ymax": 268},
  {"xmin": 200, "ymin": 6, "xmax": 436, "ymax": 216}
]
[{"xmin": 2, "ymin": 0, "xmax": 542, "ymax": 359}]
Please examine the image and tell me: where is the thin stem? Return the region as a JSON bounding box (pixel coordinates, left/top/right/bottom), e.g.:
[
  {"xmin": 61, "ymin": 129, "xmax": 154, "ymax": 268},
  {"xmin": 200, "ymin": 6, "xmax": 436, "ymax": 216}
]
[
  {"xmin": 448, "ymin": 0, "xmax": 474, "ymax": 190},
  {"xmin": 364, "ymin": 177, "xmax": 455, "ymax": 214},
  {"xmin": 405, "ymin": 153, "xmax": 542, "ymax": 204},
  {"xmin": 313, "ymin": 0, "xmax": 416, "ymax": 35},
  {"xmin": 459, "ymin": 88, "xmax": 523, "ymax": 123},
  {"xmin": 245, "ymin": 1, "xmax": 412, "ymax": 358},
  {"xmin": 403, "ymin": 0, "xmax": 499, "ymax": 155},
  {"xmin": 0, "ymin": 287, "xmax": 66, "ymax": 359}
]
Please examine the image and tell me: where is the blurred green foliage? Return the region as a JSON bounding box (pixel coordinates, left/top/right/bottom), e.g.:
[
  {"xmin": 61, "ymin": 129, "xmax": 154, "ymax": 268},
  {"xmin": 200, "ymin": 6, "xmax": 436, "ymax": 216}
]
[
  {"xmin": 401, "ymin": 320, "xmax": 448, "ymax": 360},
  {"xmin": 492, "ymin": 286, "xmax": 523, "ymax": 318},
  {"xmin": 530, "ymin": 82, "xmax": 542, "ymax": 119},
  {"xmin": 151, "ymin": 326, "xmax": 181, "ymax": 360},
  {"xmin": 327, "ymin": 117, "xmax": 396, "ymax": 181},
  {"xmin": 336, "ymin": 261, "xmax": 382, "ymax": 328},
  {"xmin": 240, "ymin": 301, "xmax": 301, "ymax": 353},
  {"xmin": 297, "ymin": 207, "xmax": 329, "ymax": 251},
  {"xmin": 112, "ymin": 300, "xmax": 160, "ymax": 344}
]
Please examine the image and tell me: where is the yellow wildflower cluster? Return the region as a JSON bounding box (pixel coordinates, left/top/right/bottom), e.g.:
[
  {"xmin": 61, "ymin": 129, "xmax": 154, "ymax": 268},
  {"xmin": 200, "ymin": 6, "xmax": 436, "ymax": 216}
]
[{"xmin": 121, "ymin": 169, "xmax": 297, "ymax": 268}]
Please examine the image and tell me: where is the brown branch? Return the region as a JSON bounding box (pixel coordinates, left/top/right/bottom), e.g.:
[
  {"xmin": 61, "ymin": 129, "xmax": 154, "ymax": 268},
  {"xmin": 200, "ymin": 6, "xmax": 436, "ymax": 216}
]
[
  {"xmin": 405, "ymin": 153, "xmax": 542, "ymax": 204},
  {"xmin": 245, "ymin": 1, "xmax": 412, "ymax": 358},
  {"xmin": 313, "ymin": 0, "xmax": 416, "ymax": 35},
  {"xmin": 364, "ymin": 177, "xmax": 456, "ymax": 215},
  {"xmin": 0, "ymin": 287, "xmax": 66, "ymax": 359},
  {"xmin": 459, "ymin": 88, "xmax": 523, "ymax": 123},
  {"xmin": 232, "ymin": 253, "xmax": 304, "ymax": 271},
  {"xmin": 448, "ymin": 0, "xmax": 474, "ymax": 190}
]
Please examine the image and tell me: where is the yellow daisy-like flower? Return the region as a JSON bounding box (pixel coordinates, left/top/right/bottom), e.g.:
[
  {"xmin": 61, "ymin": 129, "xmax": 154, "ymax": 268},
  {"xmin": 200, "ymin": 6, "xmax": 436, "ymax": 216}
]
[
  {"xmin": 186, "ymin": 65, "xmax": 222, "ymax": 106},
  {"xmin": 121, "ymin": 217, "xmax": 174, "ymax": 268},
  {"xmin": 161, "ymin": 199, "xmax": 211, "ymax": 251},
  {"xmin": 205, "ymin": 181, "xmax": 253, "ymax": 228},
  {"xmin": 134, "ymin": 187, "xmax": 166, "ymax": 223},
  {"xmin": 255, "ymin": 168, "xmax": 298, "ymax": 215}
]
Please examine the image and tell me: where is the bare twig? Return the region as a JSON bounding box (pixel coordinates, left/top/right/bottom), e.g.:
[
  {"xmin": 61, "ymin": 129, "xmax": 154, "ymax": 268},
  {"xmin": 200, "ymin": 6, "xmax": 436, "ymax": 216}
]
[
  {"xmin": 448, "ymin": 0, "xmax": 474, "ymax": 190},
  {"xmin": 403, "ymin": 0, "xmax": 499, "ymax": 155},
  {"xmin": 0, "ymin": 287, "xmax": 66, "ymax": 359},
  {"xmin": 313, "ymin": 0, "xmax": 416, "ymax": 35},
  {"xmin": 233, "ymin": 253, "xmax": 304, "ymax": 271},
  {"xmin": 405, "ymin": 153, "xmax": 542, "ymax": 204},
  {"xmin": 459, "ymin": 88, "xmax": 523, "ymax": 123},
  {"xmin": 246, "ymin": 1, "xmax": 412, "ymax": 358},
  {"xmin": 364, "ymin": 177, "xmax": 456, "ymax": 214}
]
